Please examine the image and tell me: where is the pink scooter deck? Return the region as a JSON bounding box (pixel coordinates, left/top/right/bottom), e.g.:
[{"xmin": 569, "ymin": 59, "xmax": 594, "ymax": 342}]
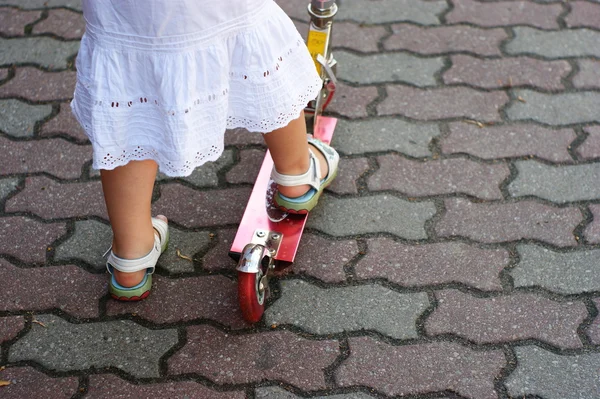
[{"xmin": 230, "ymin": 116, "xmax": 337, "ymax": 263}]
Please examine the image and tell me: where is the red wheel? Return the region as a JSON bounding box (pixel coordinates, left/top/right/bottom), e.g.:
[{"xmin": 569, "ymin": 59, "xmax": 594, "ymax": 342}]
[{"xmin": 238, "ymin": 270, "xmax": 265, "ymax": 323}]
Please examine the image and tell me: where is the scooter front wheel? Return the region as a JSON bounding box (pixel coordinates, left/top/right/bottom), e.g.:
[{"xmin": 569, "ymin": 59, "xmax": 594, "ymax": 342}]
[{"xmin": 238, "ymin": 269, "xmax": 265, "ymax": 323}]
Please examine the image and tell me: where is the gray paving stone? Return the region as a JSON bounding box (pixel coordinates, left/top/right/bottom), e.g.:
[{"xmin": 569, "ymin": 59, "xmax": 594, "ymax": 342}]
[
  {"xmin": 336, "ymin": 51, "xmax": 443, "ymax": 87},
  {"xmin": 585, "ymin": 204, "xmax": 600, "ymax": 244},
  {"xmin": 512, "ymin": 244, "xmax": 600, "ymax": 294},
  {"xmin": 506, "ymin": 346, "xmax": 600, "ymax": 399},
  {"xmin": 331, "ymin": 118, "xmax": 439, "ymax": 157},
  {"xmin": 0, "ymin": 0, "xmax": 82, "ymax": 10},
  {"xmin": 336, "ymin": 0, "xmax": 446, "ymax": 25},
  {"xmin": 265, "ymin": 279, "xmax": 428, "ymax": 339},
  {"xmin": 507, "ymin": 27, "xmax": 600, "ymax": 58},
  {"xmin": 307, "ymin": 194, "xmax": 436, "ymax": 239},
  {"xmin": 578, "ymin": 126, "xmax": 600, "ymax": 159},
  {"xmin": 255, "ymin": 387, "xmax": 376, "ymax": 399},
  {"xmin": 507, "ymin": 90, "xmax": 600, "ymax": 125},
  {"xmin": 157, "ymin": 228, "xmax": 213, "ymax": 273},
  {"xmin": 0, "ymin": 99, "xmax": 52, "ymax": 138},
  {"xmin": 157, "ymin": 149, "xmax": 234, "ymax": 187},
  {"xmin": 9, "ymin": 314, "xmax": 177, "ymax": 378},
  {"xmin": 0, "ymin": 37, "xmax": 79, "ymax": 69},
  {"xmin": 509, "ymin": 161, "xmax": 600, "ymax": 203},
  {"xmin": 0, "ymin": 177, "xmax": 19, "ymax": 201},
  {"xmin": 573, "ymin": 59, "xmax": 600, "ymax": 89}
]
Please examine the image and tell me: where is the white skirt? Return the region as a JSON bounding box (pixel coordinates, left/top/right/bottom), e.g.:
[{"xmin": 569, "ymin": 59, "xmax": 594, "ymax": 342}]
[{"xmin": 71, "ymin": 0, "xmax": 322, "ymax": 176}]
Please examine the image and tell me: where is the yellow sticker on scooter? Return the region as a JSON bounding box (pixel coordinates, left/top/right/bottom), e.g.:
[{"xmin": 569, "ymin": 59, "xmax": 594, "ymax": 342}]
[{"xmin": 307, "ymin": 30, "xmax": 328, "ymax": 74}]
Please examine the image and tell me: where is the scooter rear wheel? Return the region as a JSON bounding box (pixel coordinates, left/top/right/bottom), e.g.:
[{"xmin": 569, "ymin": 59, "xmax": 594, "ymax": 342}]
[{"xmin": 238, "ymin": 269, "xmax": 265, "ymax": 323}]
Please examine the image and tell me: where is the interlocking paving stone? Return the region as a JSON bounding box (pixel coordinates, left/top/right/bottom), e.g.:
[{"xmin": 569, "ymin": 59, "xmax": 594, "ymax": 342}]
[
  {"xmin": 107, "ymin": 275, "xmax": 247, "ymax": 328},
  {"xmin": 0, "ymin": 67, "xmax": 76, "ymax": 102},
  {"xmin": 378, "ymin": 86, "xmax": 508, "ymax": 122},
  {"xmin": 153, "ymin": 185, "xmax": 250, "ymax": 228},
  {"xmin": 585, "ymin": 204, "xmax": 600, "ymax": 244},
  {"xmin": 587, "ymin": 298, "xmax": 600, "ymax": 344},
  {"xmin": 444, "ymin": 55, "xmax": 570, "ymax": 90},
  {"xmin": 87, "ymin": 374, "xmax": 245, "ymax": 399},
  {"xmin": 0, "ymin": 0, "xmax": 82, "ymax": 10},
  {"xmin": 0, "ymin": 37, "xmax": 79, "ymax": 68},
  {"xmin": 275, "ymin": 0, "xmax": 308, "ymax": 22},
  {"xmin": 40, "ymin": 102, "xmax": 88, "ymax": 142},
  {"xmin": 426, "ymin": 289, "xmax": 586, "ymax": 348},
  {"xmin": 32, "ymin": 8, "xmax": 84, "ymax": 39},
  {"xmin": 0, "ymin": 7, "xmax": 40, "ymax": 36},
  {"xmin": 10, "ymin": 314, "xmax": 177, "ymax": 378},
  {"xmin": 573, "ymin": 59, "xmax": 600, "ymax": 89},
  {"xmin": 512, "ymin": 244, "xmax": 600, "ymax": 295},
  {"xmin": 435, "ymin": 198, "xmax": 582, "ymax": 246},
  {"xmin": 328, "ymin": 157, "xmax": 369, "ymax": 195},
  {"xmin": 356, "ymin": 239, "xmax": 508, "ymax": 291},
  {"xmin": 507, "ymin": 27, "xmax": 600, "ymax": 58},
  {"xmin": 0, "ymin": 177, "xmax": 19, "ymax": 201},
  {"xmin": 307, "ymin": 194, "xmax": 436, "ymax": 239},
  {"xmin": 169, "ymin": 325, "xmax": 338, "ymax": 390},
  {"xmin": 292, "ymin": 233, "xmax": 358, "ymax": 283},
  {"xmin": 225, "ymin": 148, "xmax": 265, "ymax": 184},
  {"xmin": 0, "ymin": 216, "xmax": 67, "ymax": 263},
  {"xmin": 578, "ymin": 126, "xmax": 600, "ymax": 160},
  {"xmin": 332, "ymin": 118, "xmax": 439, "ymax": 157},
  {"xmin": 505, "ymin": 346, "xmax": 600, "ymax": 399},
  {"xmin": 158, "ymin": 149, "xmax": 234, "ymax": 188},
  {"xmin": 54, "ymin": 219, "xmax": 111, "ymax": 270},
  {"xmin": 0, "ymin": 367, "xmax": 79, "ymax": 399},
  {"xmin": 0, "ymin": 258, "xmax": 105, "ymax": 317},
  {"xmin": 509, "ymin": 161, "xmax": 600, "ymax": 203},
  {"xmin": 336, "ymin": 0, "xmax": 446, "ymax": 25},
  {"xmin": 385, "ymin": 24, "xmax": 506, "ymax": 56},
  {"xmin": 255, "ymin": 387, "xmax": 376, "ymax": 399},
  {"xmin": 265, "ymin": 279, "xmax": 428, "ymax": 339},
  {"xmin": 369, "ymin": 155, "xmax": 509, "ymax": 200},
  {"xmin": 0, "ymin": 67, "xmax": 8, "ymax": 81},
  {"xmin": 1, "ymin": 136, "xmax": 90, "ymax": 179},
  {"xmin": 200, "ymin": 228, "xmax": 237, "ymax": 271},
  {"xmin": 0, "ymin": 99, "xmax": 52, "ymax": 138},
  {"xmin": 157, "ymin": 228, "xmax": 213, "ymax": 273},
  {"xmin": 336, "ymin": 51, "xmax": 443, "ymax": 86},
  {"xmin": 223, "ymin": 128, "xmax": 265, "ymax": 146},
  {"xmin": 442, "ymin": 122, "xmax": 575, "ymax": 162},
  {"xmin": 0, "ymin": 316, "xmax": 24, "ymax": 343},
  {"xmin": 447, "ymin": 0, "xmax": 562, "ymax": 29},
  {"xmin": 6, "ymin": 176, "xmax": 106, "ymax": 220},
  {"xmin": 336, "ymin": 337, "xmax": 505, "ymax": 399},
  {"xmin": 333, "ymin": 22, "xmax": 387, "ymax": 53},
  {"xmin": 565, "ymin": 1, "xmax": 600, "ymax": 29},
  {"xmin": 507, "ymin": 90, "xmax": 600, "ymax": 125},
  {"xmin": 327, "ymin": 81, "xmax": 378, "ymax": 119}
]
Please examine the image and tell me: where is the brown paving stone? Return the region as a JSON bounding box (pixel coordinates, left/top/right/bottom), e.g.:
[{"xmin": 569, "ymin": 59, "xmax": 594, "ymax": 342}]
[
  {"xmin": 0, "ymin": 68, "xmax": 9, "ymax": 81},
  {"xmin": 336, "ymin": 337, "xmax": 505, "ymax": 399},
  {"xmin": 435, "ymin": 198, "xmax": 581, "ymax": 247},
  {"xmin": 369, "ymin": 155, "xmax": 509, "ymax": 200},
  {"xmin": 566, "ymin": 1, "xmax": 600, "ymax": 29},
  {"xmin": 573, "ymin": 60, "xmax": 600, "ymax": 90},
  {"xmin": 442, "ymin": 122, "xmax": 575, "ymax": 162},
  {"xmin": 385, "ymin": 24, "xmax": 507, "ymax": 56},
  {"xmin": 332, "ymin": 22, "xmax": 386, "ymax": 53},
  {"xmin": 0, "ymin": 67, "xmax": 76, "ymax": 102},
  {"xmin": 0, "ymin": 136, "xmax": 90, "ymax": 179},
  {"xmin": 584, "ymin": 204, "xmax": 600, "ymax": 244},
  {"xmin": 154, "ymin": 184, "xmax": 250, "ymax": 228},
  {"xmin": 0, "ymin": 316, "xmax": 25, "ymax": 343},
  {"xmin": 32, "ymin": 9, "xmax": 84, "ymax": 39},
  {"xmin": 426, "ymin": 289, "xmax": 586, "ymax": 349},
  {"xmin": 328, "ymin": 157, "xmax": 370, "ymax": 195},
  {"xmin": 328, "ymin": 81, "xmax": 378, "ymax": 119},
  {"xmin": 0, "ymin": 367, "xmax": 78, "ymax": 399},
  {"xmin": 6, "ymin": 176, "xmax": 106, "ymax": 220},
  {"xmin": 577, "ymin": 126, "xmax": 600, "ymax": 159},
  {"xmin": 0, "ymin": 7, "xmax": 40, "ymax": 36},
  {"xmin": 378, "ymin": 85, "xmax": 508, "ymax": 122},
  {"xmin": 224, "ymin": 128, "xmax": 265, "ymax": 146},
  {"xmin": 201, "ymin": 228, "xmax": 238, "ymax": 271},
  {"xmin": 447, "ymin": 0, "xmax": 562, "ymax": 29},
  {"xmin": 225, "ymin": 148, "xmax": 265, "ymax": 184},
  {"xmin": 87, "ymin": 374, "xmax": 245, "ymax": 399},
  {"xmin": 169, "ymin": 325, "xmax": 338, "ymax": 390},
  {"xmin": 40, "ymin": 102, "xmax": 88, "ymax": 142},
  {"xmin": 444, "ymin": 55, "xmax": 570, "ymax": 90},
  {"xmin": 107, "ymin": 275, "xmax": 248, "ymax": 328},
  {"xmin": 293, "ymin": 233, "xmax": 358, "ymax": 283},
  {"xmin": 0, "ymin": 216, "xmax": 67, "ymax": 264},
  {"xmin": 356, "ymin": 239, "xmax": 508, "ymax": 291},
  {"xmin": 587, "ymin": 298, "xmax": 600, "ymax": 344},
  {"xmin": 0, "ymin": 259, "xmax": 106, "ymax": 318}
]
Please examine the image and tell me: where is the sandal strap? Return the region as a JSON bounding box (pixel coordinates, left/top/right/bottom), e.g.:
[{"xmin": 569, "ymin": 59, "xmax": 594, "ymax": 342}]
[
  {"xmin": 271, "ymin": 149, "xmax": 321, "ymax": 191},
  {"xmin": 307, "ymin": 136, "xmax": 339, "ymax": 182}
]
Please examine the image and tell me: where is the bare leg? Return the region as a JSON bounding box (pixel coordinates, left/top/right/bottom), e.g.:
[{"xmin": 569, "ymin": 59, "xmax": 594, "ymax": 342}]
[
  {"xmin": 100, "ymin": 160, "xmax": 165, "ymax": 287},
  {"xmin": 263, "ymin": 111, "xmax": 328, "ymax": 198}
]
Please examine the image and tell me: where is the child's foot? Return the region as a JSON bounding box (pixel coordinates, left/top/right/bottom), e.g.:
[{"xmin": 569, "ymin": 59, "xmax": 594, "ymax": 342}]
[{"xmin": 277, "ymin": 143, "xmax": 329, "ymax": 199}]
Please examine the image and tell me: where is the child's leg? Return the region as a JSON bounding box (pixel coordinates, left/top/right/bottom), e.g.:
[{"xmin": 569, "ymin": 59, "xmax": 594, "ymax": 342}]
[
  {"xmin": 100, "ymin": 160, "xmax": 162, "ymax": 287},
  {"xmin": 263, "ymin": 111, "xmax": 329, "ymax": 198}
]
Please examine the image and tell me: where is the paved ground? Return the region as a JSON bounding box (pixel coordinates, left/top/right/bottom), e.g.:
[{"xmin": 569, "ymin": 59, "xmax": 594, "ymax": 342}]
[{"xmin": 2, "ymin": 0, "xmax": 600, "ymax": 398}]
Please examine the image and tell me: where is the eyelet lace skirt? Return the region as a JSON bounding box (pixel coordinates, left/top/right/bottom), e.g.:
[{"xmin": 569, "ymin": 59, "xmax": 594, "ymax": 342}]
[{"xmin": 71, "ymin": 0, "xmax": 322, "ymax": 176}]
